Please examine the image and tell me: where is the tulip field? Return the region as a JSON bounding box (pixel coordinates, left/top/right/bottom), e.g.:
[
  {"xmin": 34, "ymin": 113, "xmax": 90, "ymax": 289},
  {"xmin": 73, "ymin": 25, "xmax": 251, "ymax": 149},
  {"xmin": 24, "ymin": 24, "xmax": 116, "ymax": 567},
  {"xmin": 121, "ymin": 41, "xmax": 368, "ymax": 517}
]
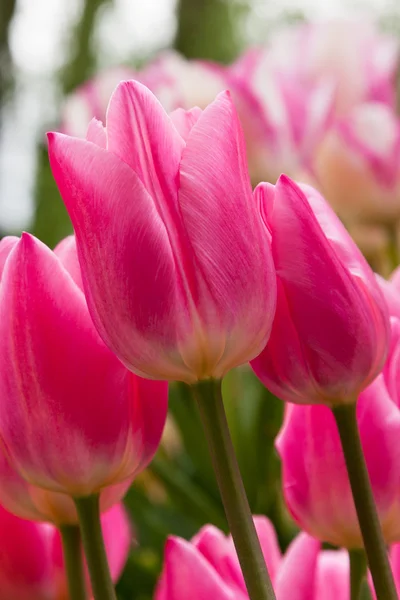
[{"xmin": 2, "ymin": 1, "xmax": 400, "ymax": 599}]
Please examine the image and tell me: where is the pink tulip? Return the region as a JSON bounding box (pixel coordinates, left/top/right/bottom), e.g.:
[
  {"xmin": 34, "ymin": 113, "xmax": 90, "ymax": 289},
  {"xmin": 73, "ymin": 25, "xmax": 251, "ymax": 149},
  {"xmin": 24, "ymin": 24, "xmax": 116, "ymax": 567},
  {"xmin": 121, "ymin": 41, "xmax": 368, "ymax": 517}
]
[
  {"xmin": 0, "ymin": 234, "xmax": 168, "ymax": 498},
  {"xmin": 251, "ymin": 176, "xmax": 389, "ymax": 406},
  {"xmin": 62, "ymin": 66, "xmax": 137, "ymax": 138},
  {"xmin": 259, "ymin": 19, "xmax": 398, "ymax": 115},
  {"xmin": 156, "ymin": 517, "xmax": 350, "ymax": 599},
  {"xmin": 48, "ymin": 81, "xmax": 276, "ymax": 382},
  {"xmin": 276, "ymin": 371, "xmax": 400, "ymax": 547},
  {"xmin": 311, "ymin": 102, "xmax": 400, "ymax": 224},
  {"xmin": 229, "ymin": 54, "xmax": 335, "ymax": 184},
  {"xmin": 0, "ymin": 501, "xmax": 130, "ymax": 600}
]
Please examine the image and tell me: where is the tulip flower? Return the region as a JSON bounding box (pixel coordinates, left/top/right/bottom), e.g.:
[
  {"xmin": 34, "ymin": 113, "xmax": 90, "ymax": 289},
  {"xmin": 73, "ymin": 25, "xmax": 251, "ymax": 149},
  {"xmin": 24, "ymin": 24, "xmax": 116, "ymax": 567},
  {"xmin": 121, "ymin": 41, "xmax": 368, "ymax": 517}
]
[
  {"xmin": 156, "ymin": 516, "xmax": 350, "ymax": 599},
  {"xmin": 251, "ymin": 176, "xmax": 389, "ymax": 406},
  {"xmin": 228, "ymin": 55, "xmax": 335, "ymax": 184},
  {"xmin": 0, "ymin": 501, "xmax": 130, "ymax": 600},
  {"xmin": 62, "ymin": 66, "xmax": 137, "ymax": 138},
  {"xmin": 259, "ymin": 19, "xmax": 398, "ymax": 115},
  {"xmin": 311, "ymin": 103, "xmax": 400, "ymax": 225},
  {"xmin": 276, "ymin": 370, "xmax": 400, "ymax": 548},
  {"xmin": 48, "ymin": 81, "xmax": 276, "ymax": 383},
  {"xmin": 140, "ymin": 50, "xmax": 229, "ymax": 112},
  {"xmin": 0, "ymin": 234, "xmax": 168, "ymax": 499}
]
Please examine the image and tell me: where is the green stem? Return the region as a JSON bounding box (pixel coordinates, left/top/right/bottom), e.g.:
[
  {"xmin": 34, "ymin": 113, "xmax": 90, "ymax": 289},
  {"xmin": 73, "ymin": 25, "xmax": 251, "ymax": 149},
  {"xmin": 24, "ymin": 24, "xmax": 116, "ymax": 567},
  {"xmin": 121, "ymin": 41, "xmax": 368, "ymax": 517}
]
[
  {"xmin": 333, "ymin": 404, "xmax": 397, "ymax": 600},
  {"xmin": 350, "ymin": 549, "xmax": 367, "ymax": 600},
  {"xmin": 74, "ymin": 495, "xmax": 116, "ymax": 600},
  {"xmin": 60, "ymin": 525, "xmax": 87, "ymax": 600},
  {"xmin": 192, "ymin": 379, "xmax": 276, "ymax": 600}
]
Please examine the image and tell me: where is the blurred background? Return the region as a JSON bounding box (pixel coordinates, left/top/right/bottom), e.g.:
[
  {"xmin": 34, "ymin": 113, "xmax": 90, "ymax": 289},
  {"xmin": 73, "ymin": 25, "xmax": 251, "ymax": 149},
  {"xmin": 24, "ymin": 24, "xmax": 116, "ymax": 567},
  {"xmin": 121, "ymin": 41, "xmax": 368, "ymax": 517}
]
[{"xmin": 1, "ymin": 1, "xmax": 400, "ymax": 598}]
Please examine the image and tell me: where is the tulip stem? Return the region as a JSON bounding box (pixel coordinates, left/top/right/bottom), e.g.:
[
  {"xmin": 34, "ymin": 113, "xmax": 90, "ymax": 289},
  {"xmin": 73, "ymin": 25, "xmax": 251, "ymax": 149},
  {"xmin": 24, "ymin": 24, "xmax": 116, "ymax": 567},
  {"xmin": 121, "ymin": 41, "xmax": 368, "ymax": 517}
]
[
  {"xmin": 192, "ymin": 379, "xmax": 276, "ymax": 600},
  {"xmin": 75, "ymin": 494, "xmax": 117, "ymax": 600},
  {"xmin": 349, "ymin": 549, "xmax": 367, "ymax": 600},
  {"xmin": 333, "ymin": 403, "xmax": 397, "ymax": 600},
  {"xmin": 60, "ymin": 525, "xmax": 88, "ymax": 600}
]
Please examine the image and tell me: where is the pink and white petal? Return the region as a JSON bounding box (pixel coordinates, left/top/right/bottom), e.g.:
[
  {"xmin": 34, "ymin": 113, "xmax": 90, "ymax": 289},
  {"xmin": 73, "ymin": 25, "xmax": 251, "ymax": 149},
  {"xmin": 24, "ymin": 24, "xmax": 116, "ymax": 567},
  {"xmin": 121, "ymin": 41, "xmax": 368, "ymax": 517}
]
[
  {"xmin": 253, "ymin": 516, "xmax": 282, "ymax": 582},
  {"xmin": 48, "ymin": 133, "xmax": 192, "ymax": 381},
  {"xmin": 178, "ymin": 91, "xmax": 276, "ymax": 375}
]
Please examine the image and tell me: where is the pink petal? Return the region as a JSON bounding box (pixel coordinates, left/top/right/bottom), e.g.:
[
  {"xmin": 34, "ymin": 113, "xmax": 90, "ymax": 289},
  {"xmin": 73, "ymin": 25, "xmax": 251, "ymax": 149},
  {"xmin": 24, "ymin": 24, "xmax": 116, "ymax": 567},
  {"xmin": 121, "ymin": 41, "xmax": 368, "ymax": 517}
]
[
  {"xmin": 86, "ymin": 118, "xmax": 107, "ymax": 147},
  {"xmin": 253, "ymin": 516, "xmax": 282, "ymax": 583},
  {"xmin": 48, "ymin": 132, "xmax": 192, "ymax": 380},
  {"xmin": 170, "ymin": 107, "xmax": 202, "ymax": 141},
  {"xmin": 0, "ymin": 237, "xmax": 18, "ymax": 280},
  {"xmin": 155, "ymin": 537, "xmax": 241, "ymax": 600},
  {"xmin": 53, "ymin": 235, "xmax": 84, "ymax": 291},
  {"xmin": 274, "ymin": 532, "xmax": 320, "ymax": 600},
  {"xmin": 315, "ymin": 550, "xmax": 349, "ymax": 600},
  {"xmin": 106, "ymin": 80, "xmax": 184, "ymax": 214},
  {"xmin": 178, "ymin": 91, "xmax": 276, "ymax": 376}
]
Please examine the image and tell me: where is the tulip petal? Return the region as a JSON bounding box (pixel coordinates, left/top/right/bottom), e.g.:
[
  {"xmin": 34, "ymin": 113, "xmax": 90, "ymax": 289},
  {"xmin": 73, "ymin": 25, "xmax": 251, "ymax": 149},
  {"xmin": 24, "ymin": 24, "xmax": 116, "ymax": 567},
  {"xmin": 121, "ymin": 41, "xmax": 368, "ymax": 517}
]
[
  {"xmin": 178, "ymin": 91, "xmax": 276, "ymax": 375},
  {"xmin": 86, "ymin": 118, "xmax": 107, "ymax": 147},
  {"xmin": 54, "ymin": 235, "xmax": 84, "ymax": 291},
  {"xmin": 106, "ymin": 80, "xmax": 185, "ymax": 213},
  {"xmin": 315, "ymin": 550, "xmax": 349, "ymax": 600},
  {"xmin": 155, "ymin": 537, "xmax": 240, "ymax": 600},
  {"xmin": 0, "ymin": 237, "xmax": 18, "ymax": 280},
  {"xmin": 48, "ymin": 132, "xmax": 191, "ymax": 380},
  {"xmin": 274, "ymin": 533, "xmax": 320, "ymax": 599}
]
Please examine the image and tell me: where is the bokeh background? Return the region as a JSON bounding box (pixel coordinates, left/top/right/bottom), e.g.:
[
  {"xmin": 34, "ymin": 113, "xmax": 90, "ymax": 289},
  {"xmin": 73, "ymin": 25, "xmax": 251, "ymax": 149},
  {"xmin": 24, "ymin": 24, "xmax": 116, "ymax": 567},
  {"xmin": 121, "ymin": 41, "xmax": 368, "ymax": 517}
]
[{"xmin": 1, "ymin": 1, "xmax": 400, "ymax": 598}]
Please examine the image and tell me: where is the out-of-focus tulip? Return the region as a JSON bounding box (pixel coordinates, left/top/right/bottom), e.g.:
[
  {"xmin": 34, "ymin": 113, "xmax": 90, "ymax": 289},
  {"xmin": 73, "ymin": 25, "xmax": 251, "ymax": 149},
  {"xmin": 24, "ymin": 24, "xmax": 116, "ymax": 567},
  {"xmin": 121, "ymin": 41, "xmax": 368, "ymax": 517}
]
[
  {"xmin": 0, "ymin": 502, "xmax": 131, "ymax": 600},
  {"xmin": 156, "ymin": 516, "xmax": 349, "ymax": 599},
  {"xmin": 311, "ymin": 103, "xmax": 400, "ymax": 224},
  {"xmin": 62, "ymin": 66, "xmax": 137, "ymax": 137},
  {"xmin": 259, "ymin": 19, "xmax": 398, "ymax": 116},
  {"xmin": 276, "ymin": 371, "xmax": 400, "ymax": 548},
  {"xmin": 48, "ymin": 81, "xmax": 276, "ymax": 382},
  {"xmin": 229, "ymin": 55, "xmax": 335, "ymax": 184},
  {"xmin": 251, "ymin": 176, "xmax": 389, "ymax": 406},
  {"xmin": 140, "ymin": 51, "xmax": 229, "ymax": 112},
  {"xmin": 0, "ymin": 234, "xmax": 168, "ymax": 498}
]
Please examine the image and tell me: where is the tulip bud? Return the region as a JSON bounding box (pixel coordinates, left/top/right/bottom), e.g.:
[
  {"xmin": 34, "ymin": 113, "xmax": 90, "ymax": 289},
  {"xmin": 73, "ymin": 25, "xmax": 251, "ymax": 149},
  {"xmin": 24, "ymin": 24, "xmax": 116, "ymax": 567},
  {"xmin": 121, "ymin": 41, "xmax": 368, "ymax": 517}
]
[
  {"xmin": 276, "ymin": 374, "xmax": 400, "ymax": 548},
  {"xmin": 48, "ymin": 81, "xmax": 276, "ymax": 382},
  {"xmin": 251, "ymin": 176, "xmax": 389, "ymax": 406},
  {"xmin": 312, "ymin": 103, "xmax": 400, "ymax": 224},
  {"xmin": 0, "ymin": 235, "xmax": 168, "ymax": 498}
]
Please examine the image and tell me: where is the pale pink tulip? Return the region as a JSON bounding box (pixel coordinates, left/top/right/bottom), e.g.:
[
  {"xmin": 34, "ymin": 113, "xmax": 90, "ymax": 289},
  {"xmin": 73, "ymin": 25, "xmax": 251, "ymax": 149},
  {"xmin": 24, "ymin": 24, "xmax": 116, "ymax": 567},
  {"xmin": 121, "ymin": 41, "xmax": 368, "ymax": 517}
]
[
  {"xmin": 156, "ymin": 517, "xmax": 349, "ymax": 599},
  {"xmin": 48, "ymin": 82, "xmax": 276, "ymax": 382},
  {"xmin": 0, "ymin": 235, "xmax": 168, "ymax": 498},
  {"xmin": 0, "ymin": 502, "xmax": 130, "ymax": 600},
  {"xmin": 251, "ymin": 176, "xmax": 389, "ymax": 406},
  {"xmin": 140, "ymin": 51, "xmax": 229, "ymax": 112},
  {"xmin": 260, "ymin": 19, "xmax": 398, "ymax": 115},
  {"xmin": 311, "ymin": 102, "xmax": 400, "ymax": 224},
  {"xmin": 62, "ymin": 66, "xmax": 137, "ymax": 138},
  {"xmin": 229, "ymin": 54, "xmax": 335, "ymax": 183}
]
